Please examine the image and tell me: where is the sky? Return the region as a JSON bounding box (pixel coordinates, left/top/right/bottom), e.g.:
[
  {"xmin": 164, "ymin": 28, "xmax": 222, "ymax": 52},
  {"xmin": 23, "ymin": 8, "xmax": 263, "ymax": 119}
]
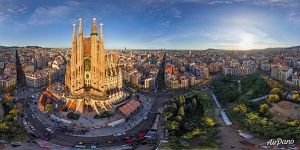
[{"xmin": 1, "ymin": 0, "xmax": 300, "ymax": 50}]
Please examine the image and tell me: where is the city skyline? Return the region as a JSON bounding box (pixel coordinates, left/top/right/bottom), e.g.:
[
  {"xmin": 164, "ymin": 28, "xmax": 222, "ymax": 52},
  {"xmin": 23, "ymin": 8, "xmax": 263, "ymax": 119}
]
[
  {"xmin": 1, "ymin": 0, "xmax": 300, "ymax": 50},
  {"xmin": 1, "ymin": 5, "xmax": 300, "ymax": 147}
]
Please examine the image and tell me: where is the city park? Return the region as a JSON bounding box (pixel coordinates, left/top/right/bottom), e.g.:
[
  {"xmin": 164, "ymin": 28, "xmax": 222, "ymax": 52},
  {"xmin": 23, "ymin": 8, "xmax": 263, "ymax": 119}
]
[
  {"xmin": 159, "ymin": 74, "xmax": 300, "ymax": 149},
  {"xmin": 213, "ymin": 74, "xmax": 300, "ymax": 146}
]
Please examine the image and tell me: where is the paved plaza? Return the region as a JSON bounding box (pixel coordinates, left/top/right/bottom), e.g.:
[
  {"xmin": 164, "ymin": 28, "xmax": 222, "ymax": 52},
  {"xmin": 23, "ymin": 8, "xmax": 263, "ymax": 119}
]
[{"xmin": 30, "ymin": 93, "xmax": 153, "ymax": 137}]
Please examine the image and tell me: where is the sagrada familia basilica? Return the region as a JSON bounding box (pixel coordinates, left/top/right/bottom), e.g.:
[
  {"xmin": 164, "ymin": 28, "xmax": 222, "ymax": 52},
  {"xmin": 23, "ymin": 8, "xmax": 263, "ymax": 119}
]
[{"xmin": 63, "ymin": 18, "xmax": 124, "ymax": 114}]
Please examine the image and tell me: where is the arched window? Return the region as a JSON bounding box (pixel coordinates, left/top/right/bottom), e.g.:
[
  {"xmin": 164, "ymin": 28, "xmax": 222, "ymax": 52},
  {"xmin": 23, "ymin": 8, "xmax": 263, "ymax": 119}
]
[{"xmin": 84, "ymin": 58, "xmax": 91, "ymax": 71}]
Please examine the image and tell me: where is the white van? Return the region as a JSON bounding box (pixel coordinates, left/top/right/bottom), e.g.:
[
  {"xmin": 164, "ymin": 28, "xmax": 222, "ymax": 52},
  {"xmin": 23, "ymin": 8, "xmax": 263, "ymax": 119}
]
[{"xmin": 45, "ymin": 128, "xmax": 54, "ymax": 134}]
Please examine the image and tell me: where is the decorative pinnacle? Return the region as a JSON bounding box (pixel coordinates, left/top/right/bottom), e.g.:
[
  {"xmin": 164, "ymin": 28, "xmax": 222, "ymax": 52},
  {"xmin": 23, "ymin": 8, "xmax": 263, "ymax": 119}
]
[
  {"xmin": 100, "ymin": 22, "xmax": 103, "ymax": 26},
  {"xmin": 78, "ymin": 18, "xmax": 82, "ymax": 21},
  {"xmin": 72, "ymin": 23, "xmax": 76, "ymax": 27},
  {"xmin": 93, "ymin": 17, "xmax": 96, "ymax": 21}
]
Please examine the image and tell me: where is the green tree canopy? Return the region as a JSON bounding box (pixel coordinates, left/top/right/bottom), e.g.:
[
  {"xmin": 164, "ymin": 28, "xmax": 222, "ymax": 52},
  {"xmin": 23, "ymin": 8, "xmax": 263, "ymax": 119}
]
[
  {"xmin": 45, "ymin": 104, "xmax": 54, "ymax": 112},
  {"xmin": 172, "ymin": 102, "xmax": 177, "ymax": 110},
  {"xmin": 259, "ymin": 103, "xmax": 269, "ymax": 113},
  {"xmin": 178, "ymin": 106, "xmax": 185, "ymax": 117},
  {"xmin": 268, "ymin": 94, "xmax": 280, "ymax": 103},
  {"xmin": 176, "ymin": 116, "xmax": 183, "ymax": 122},
  {"xmin": 178, "ymin": 96, "xmax": 186, "ymax": 106},
  {"xmin": 271, "ymin": 88, "xmax": 281, "ymax": 94},
  {"xmin": 291, "ymin": 93, "xmax": 299, "ymax": 102},
  {"xmin": 167, "ymin": 121, "xmax": 180, "ymax": 131},
  {"xmin": 192, "ymin": 98, "xmax": 197, "ymax": 108}
]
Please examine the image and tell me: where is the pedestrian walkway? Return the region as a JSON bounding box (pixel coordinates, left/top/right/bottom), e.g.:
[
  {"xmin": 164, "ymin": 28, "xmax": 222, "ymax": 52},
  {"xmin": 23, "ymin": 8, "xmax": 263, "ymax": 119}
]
[
  {"xmin": 250, "ymin": 94, "xmax": 269, "ymax": 102},
  {"xmin": 212, "ymin": 95, "xmax": 243, "ymax": 149},
  {"xmin": 35, "ymin": 139, "xmax": 70, "ymax": 150}
]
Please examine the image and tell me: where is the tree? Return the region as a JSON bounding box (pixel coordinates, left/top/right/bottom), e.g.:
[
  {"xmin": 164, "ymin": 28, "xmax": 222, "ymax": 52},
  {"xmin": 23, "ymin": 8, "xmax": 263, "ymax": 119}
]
[
  {"xmin": 45, "ymin": 104, "xmax": 54, "ymax": 112},
  {"xmin": 3, "ymin": 93, "xmax": 14, "ymax": 102},
  {"xmin": 192, "ymin": 128, "xmax": 202, "ymax": 136},
  {"xmin": 192, "ymin": 98, "xmax": 197, "ymax": 108},
  {"xmin": 246, "ymin": 112, "xmax": 259, "ymax": 122},
  {"xmin": 287, "ymin": 120, "xmax": 298, "ymax": 127},
  {"xmin": 259, "ymin": 103, "xmax": 269, "ymax": 113},
  {"xmin": 167, "ymin": 121, "xmax": 179, "ymax": 130},
  {"xmin": 271, "ymin": 88, "xmax": 281, "ymax": 94},
  {"xmin": 176, "ymin": 116, "xmax": 182, "ymax": 122},
  {"xmin": 171, "ymin": 102, "xmax": 177, "ymax": 110},
  {"xmin": 232, "ymin": 104, "xmax": 248, "ymax": 114},
  {"xmin": 291, "ymin": 93, "xmax": 299, "ymax": 102},
  {"xmin": 183, "ymin": 132, "xmax": 194, "ymax": 139},
  {"xmin": 268, "ymin": 94, "xmax": 280, "ymax": 103},
  {"xmin": 204, "ymin": 117, "xmax": 216, "ymax": 126},
  {"xmin": 260, "ymin": 117, "xmax": 269, "ymax": 127},
  {"xmin": 9, "ymin": 108, "xmax": 19, "ymax": 116},
  {"xmin": 163, "ymin": 111, "xmax": 173, "ymax": 120},
  {"xmin": 178, "ymin": 106, "xmax": 185, "ymax": 117},
  {"xmin": 178, "ymin": 96, "xmax": 185, "ymax": 106},
  {"xmin": 0, "ymin": 122, "xmax": 8, "ymax": 130},
  {"xmin": 185, "ymin": 103, "xmax": 192, "ymax": 111},
  {"xmin": 67, "ymin": 112, "xmax": 80, "ymax": 120}
]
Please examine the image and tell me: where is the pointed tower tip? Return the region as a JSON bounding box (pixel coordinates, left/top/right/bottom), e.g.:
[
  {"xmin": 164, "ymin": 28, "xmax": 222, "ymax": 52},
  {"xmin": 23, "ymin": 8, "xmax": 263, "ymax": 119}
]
[
  {"xmin": 91, "ymin": 17, "xmax": 98, "ymax": 35},
  {"xmin": 100, "ymin": 22, "xmax": 103, "ymax": 26},
  {"xmin": 72, "ymin": 22, "xmax": 77, "ymax": 41},
  {"xmin": 78, "ymin": 17, "xmax": 83, "ymax": 34}
]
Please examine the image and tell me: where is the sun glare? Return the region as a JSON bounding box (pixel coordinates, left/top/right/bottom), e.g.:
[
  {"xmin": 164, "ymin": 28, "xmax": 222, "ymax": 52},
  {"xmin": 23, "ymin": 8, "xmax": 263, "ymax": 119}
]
[{"xmin": 238, "ymin": 35, "xmax": 254, "ymax": 50}]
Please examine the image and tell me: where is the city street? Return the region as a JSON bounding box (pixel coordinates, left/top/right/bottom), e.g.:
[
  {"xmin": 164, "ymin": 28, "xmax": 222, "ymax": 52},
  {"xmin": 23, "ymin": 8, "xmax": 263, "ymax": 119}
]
[{"xmin": 2, "ymin": 1, "xmax": 300, "ymax": 149}]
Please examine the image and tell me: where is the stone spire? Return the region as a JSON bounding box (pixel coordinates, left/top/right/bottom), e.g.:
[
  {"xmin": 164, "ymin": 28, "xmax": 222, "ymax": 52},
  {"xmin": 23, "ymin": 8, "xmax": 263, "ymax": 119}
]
[
  {"xmin": 78, "ymin": 18, "xmax": 83, "ymax": 35},
  {"xmin": 77, "ymin": 18, "xmax": 83, "ymax": 63},
  {"xmin": 71, "ymin": 23, "xmax": 77, "ymax": 65},
  {"xmin": 91, "ymin": 17, "xmax": 98, "ymax": 36},
  {"xmin": 99, "ymin": 22, "xmax": 104, "ymax": 49},
  {"xmin": 76, "ymin": 17, "xmax": 84, "ymax": 90},
  {"xmin": 72, "ymin": 23, "xmax": 77, "ymax": 42},
  {"xmin": 98, "ymin": 22, "xmax": 105, "ymax": 83}
]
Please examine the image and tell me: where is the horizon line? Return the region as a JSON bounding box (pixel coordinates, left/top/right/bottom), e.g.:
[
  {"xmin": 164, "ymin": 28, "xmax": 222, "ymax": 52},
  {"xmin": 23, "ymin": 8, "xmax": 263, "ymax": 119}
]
[{"xmin": 1, "ymin": 45, "xmax": 300, "ymax": 51}]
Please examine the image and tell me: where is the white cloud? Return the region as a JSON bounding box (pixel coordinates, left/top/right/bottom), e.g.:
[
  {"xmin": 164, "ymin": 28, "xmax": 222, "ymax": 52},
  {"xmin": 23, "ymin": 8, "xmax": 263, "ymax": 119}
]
[
  {"xmin": 0, "ymin": 0, "xmax": 27, "ymax": 23},
  {"xmin": 288, "ymin": 12, "xmax": 300, "ymax": 23},
  {"xmin": 28, "ymin": 1, "xmax": 79, "ymax": 25},
  {"xmin": 172, "ymin": 7, "xmax": 182, "ymax": 18},
  {"xmin": 209, "ymin": 1, "xmax": 233, "ymax": 5}
]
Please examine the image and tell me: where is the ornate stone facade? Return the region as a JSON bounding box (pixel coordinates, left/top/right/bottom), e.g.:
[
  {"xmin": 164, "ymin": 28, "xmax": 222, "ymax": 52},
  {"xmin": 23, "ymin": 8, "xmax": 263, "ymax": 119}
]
[{"xmin": 64, "ymin": 18, "xmax": 123, "ymax": 114}]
